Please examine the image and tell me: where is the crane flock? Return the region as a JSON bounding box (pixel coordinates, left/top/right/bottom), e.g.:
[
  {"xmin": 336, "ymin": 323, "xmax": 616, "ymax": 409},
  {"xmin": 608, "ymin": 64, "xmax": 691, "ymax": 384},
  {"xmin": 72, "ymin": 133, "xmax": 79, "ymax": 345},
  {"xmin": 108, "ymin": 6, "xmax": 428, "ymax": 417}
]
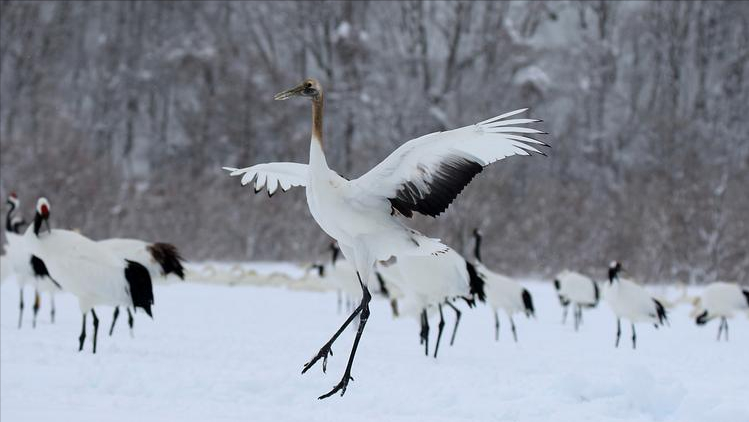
[{"xmin": 2, "ymin": 78, "xmax": 747, "ymax": 401}]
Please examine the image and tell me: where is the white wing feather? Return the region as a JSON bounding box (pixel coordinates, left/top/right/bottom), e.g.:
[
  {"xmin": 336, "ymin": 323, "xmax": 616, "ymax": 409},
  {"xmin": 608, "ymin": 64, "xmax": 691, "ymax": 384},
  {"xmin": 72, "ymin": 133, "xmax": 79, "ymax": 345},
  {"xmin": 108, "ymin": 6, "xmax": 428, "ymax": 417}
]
[
  {"xmin": 222, "ymin": 162, "xmax": 308, "ymax": 196},
  {"xmin": 349, "ymin": 109, "xmax": 546, "ymax": 217}
]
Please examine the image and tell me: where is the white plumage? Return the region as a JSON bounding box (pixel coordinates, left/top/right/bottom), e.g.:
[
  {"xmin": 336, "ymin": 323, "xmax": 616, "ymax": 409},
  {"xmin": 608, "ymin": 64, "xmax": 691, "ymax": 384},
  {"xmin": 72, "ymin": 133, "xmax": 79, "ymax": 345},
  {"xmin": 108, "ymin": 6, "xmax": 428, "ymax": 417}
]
[
  {"xmin": 97, "ymin": 238, "xmax": 185, "ymax": 336},
  {"xmin": 313, "ymin": 243, "xmax": 364, "ymax": 313},
  {"xmin": 375, "ymin": 248, "xmax": 480, "ymax": 357},
  {"xmin": 4, "ymin": 193, "xmax": 60, "ymax": 328},
  {"xmin": 604, "ymin": 261, "xmax": 668, "ymax": 349},
  {"xmin": 553, "ymin": 270, "xmax": 600, "ymax": 330},
  {"xmin": 98, "ymin": 238, "xmax": 185, "ymax": 282},
  {"xmin": 224, "ymin": 78, "xmax": 546, "ymax": 398},
  {"xmin": 692, "ymin": 281, "xmax": 749, "ymax": 341},
  {"xmin": 19, "ymin": 198, "xmax": 154, "ymax": 353},
  {"xmin": 470, "ymin": 229, "xmax": 534, "ymax": 342}
]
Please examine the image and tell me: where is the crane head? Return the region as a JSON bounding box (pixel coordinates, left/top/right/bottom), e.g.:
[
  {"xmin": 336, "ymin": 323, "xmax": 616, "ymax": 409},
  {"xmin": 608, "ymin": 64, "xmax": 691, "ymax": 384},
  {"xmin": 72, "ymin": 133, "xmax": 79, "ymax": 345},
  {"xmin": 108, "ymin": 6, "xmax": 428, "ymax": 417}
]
[
  {"xmin": 33, "ymin": 197, "xmax": 51, "ymax": 236},
  {"xmin": 7, "ymin": 191, "xmax": 19, "ymax": 208},
  {"xmin": 274, "ymin": 78, "xmax": 322, "ymax": 101},
  {"xmin": 36, "ymin": 197, "xmax": 50, "ymax": 219}
]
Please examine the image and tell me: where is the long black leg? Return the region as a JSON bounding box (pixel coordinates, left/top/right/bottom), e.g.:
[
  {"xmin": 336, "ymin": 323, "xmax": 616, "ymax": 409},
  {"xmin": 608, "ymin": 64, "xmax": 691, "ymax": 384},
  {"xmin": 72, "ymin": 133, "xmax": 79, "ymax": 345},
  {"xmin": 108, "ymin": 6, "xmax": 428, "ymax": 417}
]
[
  {"xmin": 18, "ymin": 288, "xmax": 24, "ymax": 329},
  {"xmin": 419, "ymin": 310, "xmax": 425, "ymax": 345},
  {"xmin": 494, "ymin": 310, "xmax": 500, "ymax": 341},
  {"xmin": 716, "ymin": 318, "xmax": 723, "ymax": 341},
  {"xmin": 50, "ymin": 295, "xmax": 56, "ymax": 324},
  {"xmin": 127, "ymin": 308, "xmax": 134, "ymax": 337},
  {"xmin": 91, "ymin": 309, "xmax": 100, "ymax": 354},
  {"xmin": 510, "ymin": 316, "xmax": 518, "ymax": 343},
  {"xmin": 318, "ymin": 277, "xmax": 372, "ymax": 399},
  {"xmin": 419, "ymin": 309, "xmax": 429, "ymax": 356},
  {"xmin": 445, "ymin": 301, "xmax": 462, "ymax": 346},
  {"xmin": 32, "ymin": 290, "xmax": 40, "ymax": 329},
  {"xmin": 336, "ymin": 290, "xmax": 342, "ymax": 314},
  {"xmin": 78, "ymin": 313, "xmax": 87, "ymax": 351},
  {"xmin": 720, "ymin": 317, "xmax": 729, "ymax": 341},
  {"xmin": 109, "ymin": 306, "xmax": 120, "ymax": 336},
  {"xmin": 561, "ymin": 305, "xmax": 568, "ymax": 324},
  {"xmin": 572, "ymin": 305, "xmax": 578, "ymax": 331},
  {"xmin": 433, "ymin": 304, "xmax": 445, "ymax": 359},
  {"xmin": 631, "ymin": 323, "xmax": 636, "ymax": 349},
  {"xmin": 615, "ymin": 318, "xmax": 621, "ymax": 348},
  {"xmin": 302, "ymin": 277, "xmax": 367, "ymax": 376},
  {"xmin": 723, "ymin": 317, "xmax": 728, "ymax": 341},
  {"xmin": 578, "ymin": 306, "xmax": 584, "ymax": 327}
]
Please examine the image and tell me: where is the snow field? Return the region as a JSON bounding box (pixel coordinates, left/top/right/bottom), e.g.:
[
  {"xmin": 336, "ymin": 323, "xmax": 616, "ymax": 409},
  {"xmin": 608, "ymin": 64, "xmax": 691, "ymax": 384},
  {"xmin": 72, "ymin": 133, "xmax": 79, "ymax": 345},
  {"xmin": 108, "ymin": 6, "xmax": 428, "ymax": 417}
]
[{"xmin": 1, "ymin": 268, "xmax": 748, "ymax": 422}]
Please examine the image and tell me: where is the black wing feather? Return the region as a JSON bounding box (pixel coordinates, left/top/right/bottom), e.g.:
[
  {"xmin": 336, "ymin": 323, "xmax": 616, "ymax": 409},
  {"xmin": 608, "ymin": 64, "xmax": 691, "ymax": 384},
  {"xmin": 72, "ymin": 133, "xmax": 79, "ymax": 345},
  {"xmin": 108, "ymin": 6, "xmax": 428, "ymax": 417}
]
[{"xmin": 389, "ymin": 156, "xmax": 483, "ymax": 218}]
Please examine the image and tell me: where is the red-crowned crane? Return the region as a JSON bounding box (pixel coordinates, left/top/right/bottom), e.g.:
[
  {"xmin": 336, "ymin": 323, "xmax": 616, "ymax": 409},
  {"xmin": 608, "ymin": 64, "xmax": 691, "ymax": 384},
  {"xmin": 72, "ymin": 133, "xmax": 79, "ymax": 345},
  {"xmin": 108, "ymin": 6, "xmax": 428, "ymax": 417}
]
[{"xmin": 224, "ymin": 78, "xmax": 547, "ymax": 398}]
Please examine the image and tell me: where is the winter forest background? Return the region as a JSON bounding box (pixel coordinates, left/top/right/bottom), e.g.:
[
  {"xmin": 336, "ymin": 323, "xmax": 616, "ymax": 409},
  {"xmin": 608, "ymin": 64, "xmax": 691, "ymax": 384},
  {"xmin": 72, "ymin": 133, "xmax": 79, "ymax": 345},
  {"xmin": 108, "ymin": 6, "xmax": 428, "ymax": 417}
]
[{"xmin": 0, "ymin": 1, "xmax": 747, "ymax": 284}]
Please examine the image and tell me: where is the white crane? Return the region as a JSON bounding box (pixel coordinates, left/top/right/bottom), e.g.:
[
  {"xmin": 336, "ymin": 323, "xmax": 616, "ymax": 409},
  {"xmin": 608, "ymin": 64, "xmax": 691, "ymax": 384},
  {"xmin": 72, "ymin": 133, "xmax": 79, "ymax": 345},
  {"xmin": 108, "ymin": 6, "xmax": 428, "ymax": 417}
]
[
  {"xmin": 471, "ymin": 229, "xmax": 534, "ymax": 342},
  {"xmin": 311, "ymin": 242, "xmax": 363, "ymax": 314},
  {"xmin": 224, "ymin": 78, "xmax": 546, "ymax": 398},
  {"xmin": 691, "ymin": 281, "xmax": 749, "ymax": 341},
  {"xmin": 98, "ymin": 238, "xmax": 185, "ymax": 336},
  {"xmin": 4, "ymin": 193, "xmax": 60, "ymax": 328},
  {"xmin": 604, "ymin": 261, "xmax": 668, "ymax": 349},
  {"xmin": 19, "ymin": 198, "xmax": 154, "ymax": 353},
  {"xmin": 553, "ymin": 270, "xmax": 600, "ymax": 330},
  {"xmin": 375, "ymin": 248, "xmax": 484, "ymax": 358}
]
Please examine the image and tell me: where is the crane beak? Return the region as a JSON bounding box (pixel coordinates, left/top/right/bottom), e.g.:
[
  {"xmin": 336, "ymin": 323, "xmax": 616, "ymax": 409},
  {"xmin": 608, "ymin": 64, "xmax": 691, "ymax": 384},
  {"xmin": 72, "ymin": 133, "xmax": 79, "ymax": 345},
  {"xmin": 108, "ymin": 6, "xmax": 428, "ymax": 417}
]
[
  {"xmin": 274, "ymin": 84, "xmax": 304, "ymax": 101},
  {"xmin": 44, "ymin": 219, "xmax": 51, "ymax": 234}
]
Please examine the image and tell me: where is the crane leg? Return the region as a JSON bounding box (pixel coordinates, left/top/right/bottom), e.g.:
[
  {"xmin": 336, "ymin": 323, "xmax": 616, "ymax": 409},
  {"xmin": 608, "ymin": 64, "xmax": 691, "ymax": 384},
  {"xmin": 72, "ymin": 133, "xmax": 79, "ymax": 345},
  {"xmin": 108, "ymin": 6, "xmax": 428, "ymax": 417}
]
[
  {"xmin": 615, "ymin": 318, "xmax": 621, "ymax": 348},
  {"xmin": 494, "ymin": 310, "xmax": 500, "ymax": 341},
  {"xmin": 18, "ymin": 288, "xmax": 24, "ymax": 329},
  {"xmin": 718, "ymin": 317, "xmax": 729, "ymax": 342},
  {"xmin": 32, "ymin": 290, "xmax": 40, "ymax": 329},
  {"xmin": 109, "ymin": 306, "xmax": 120, "ymax": 336},
  {"xmin": 50, "ymin": 294, "xmax": 55, "ymax": 324},
  {"xmin": 433, "ymin": 304, "xmax": 445, "ymax": 359},
  {"xmin": 127, "ymin": 308, "xmax": 135, "ymax": 337},
  {"xmin": 446, "ymin": 301, "xmax": 462, "ymax": 346},
  {"xmin": 302, "ymin": 275, "xmax": 368, "ymax": 376},
  {"xmin": 420, "ymin": 309, "xmax": 430, "ymax": 356},
  {"xmin": 510, "ymin": 316, "xmax": 518, "ymax": 343},
  {"xmin": 317, "ymin": 276, "xmax": 372, "ymax": 399},
  {"xmin": 336, "ymin": 289, "xmax": 342, "ymax": 314},
  {"xmin": 78, "ymin": 313, "xmax": 87, "ymax": 351},
  {"xmin": 723, "ymin": 317, "xmax": 728, "ymax": 341},
  {"xmin": 631, "ymin": 324, "xmax": 637, "ymax": 349},
  {"xmin": 561, "ymin": 305, "xmax": 568, "ymax": 325},
  {"xmin": 91, "ymin": 309, "xmax": 99, "ymax": 354}
]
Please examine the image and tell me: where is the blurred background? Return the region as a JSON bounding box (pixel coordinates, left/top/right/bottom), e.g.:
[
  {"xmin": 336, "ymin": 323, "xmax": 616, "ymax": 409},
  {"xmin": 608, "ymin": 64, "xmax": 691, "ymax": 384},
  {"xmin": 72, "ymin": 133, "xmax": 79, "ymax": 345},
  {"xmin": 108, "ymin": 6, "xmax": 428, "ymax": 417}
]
[{"xmin": 1, "ymin": 1, "xmax": 747, "ymax": 283}]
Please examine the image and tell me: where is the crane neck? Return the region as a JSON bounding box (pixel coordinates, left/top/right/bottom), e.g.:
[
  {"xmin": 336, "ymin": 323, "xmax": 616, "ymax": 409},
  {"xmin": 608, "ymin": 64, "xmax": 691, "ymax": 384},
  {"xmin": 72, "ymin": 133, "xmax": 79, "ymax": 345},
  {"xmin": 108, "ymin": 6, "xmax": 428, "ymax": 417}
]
[
  {"xmin": 311, "ymin": 93, "xmax": 324, "ymax": 147},
  {"xmin": 608, "ymin": 268, "xmax": 619, "ymax": 284},
  {"xmin": 473, "ymin": 233, "xmax": 482, "ymax": 262},
  {"xmin": 309, "ymin": 93, "xmax": 328, "ymax": 170},
  {"xmin": 33, "ymin": 212, "xmax": 44, "ymax": 236},
  {"xmin": 5, "ymin": 201, "xmax": 15, "ymax": 233}
]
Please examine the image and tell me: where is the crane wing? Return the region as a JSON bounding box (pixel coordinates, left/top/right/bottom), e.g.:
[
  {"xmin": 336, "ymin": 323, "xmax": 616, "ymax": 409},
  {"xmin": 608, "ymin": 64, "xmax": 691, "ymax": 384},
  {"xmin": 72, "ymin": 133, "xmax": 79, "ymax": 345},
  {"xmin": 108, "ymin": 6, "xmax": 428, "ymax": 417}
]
[
  {"xmin": 349, "ymin": 109, "xmax": 547, "ymax": 218},
  {"xmin": 223, "ymin": 162, "xmax": 308, "ymax": 197}
]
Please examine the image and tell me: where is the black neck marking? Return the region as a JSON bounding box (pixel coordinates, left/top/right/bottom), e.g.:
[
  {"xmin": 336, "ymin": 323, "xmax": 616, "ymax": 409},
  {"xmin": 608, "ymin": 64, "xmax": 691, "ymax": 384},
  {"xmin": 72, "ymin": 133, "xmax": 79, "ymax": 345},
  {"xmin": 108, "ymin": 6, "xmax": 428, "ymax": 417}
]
[
  {"xmin": 473, "ymin": 232, "xmax": 483, "ymax": 262},
  {"xmin": 5, "ymin": 200, "xmax": 15, "ymax": 232}
]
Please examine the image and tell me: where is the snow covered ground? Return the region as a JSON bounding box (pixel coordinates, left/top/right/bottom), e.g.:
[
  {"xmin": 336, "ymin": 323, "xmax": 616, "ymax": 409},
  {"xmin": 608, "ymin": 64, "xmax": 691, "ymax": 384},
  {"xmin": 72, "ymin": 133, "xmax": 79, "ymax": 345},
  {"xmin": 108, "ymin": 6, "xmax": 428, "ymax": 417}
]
[{"xmin": 1, "ymin": 265, "xmax": 748, "ymax": 422}]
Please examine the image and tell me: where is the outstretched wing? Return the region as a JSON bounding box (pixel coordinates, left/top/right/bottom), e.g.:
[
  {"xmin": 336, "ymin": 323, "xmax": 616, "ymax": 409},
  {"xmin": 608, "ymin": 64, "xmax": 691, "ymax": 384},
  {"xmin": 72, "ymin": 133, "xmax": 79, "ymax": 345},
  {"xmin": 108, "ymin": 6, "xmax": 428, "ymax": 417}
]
[
  {"xmin": 350, "ymin": 109, "xmax": 547, "ymax": 217},
  {"xmin": 223, "ymin": 162, "xmax": 308, "ymax": 197}
]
